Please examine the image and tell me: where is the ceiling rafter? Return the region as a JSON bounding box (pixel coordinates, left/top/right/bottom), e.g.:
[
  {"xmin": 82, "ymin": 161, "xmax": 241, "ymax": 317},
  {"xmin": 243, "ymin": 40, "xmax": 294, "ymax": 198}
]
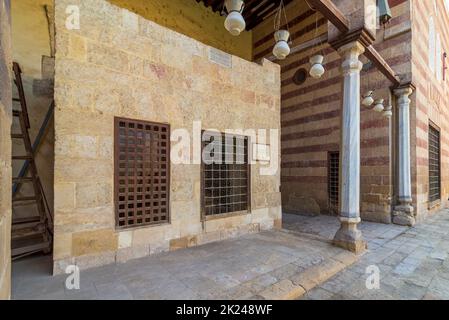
[{"xmin": 196, "ymin": 0, "xmax": 294, "ymax": 31}]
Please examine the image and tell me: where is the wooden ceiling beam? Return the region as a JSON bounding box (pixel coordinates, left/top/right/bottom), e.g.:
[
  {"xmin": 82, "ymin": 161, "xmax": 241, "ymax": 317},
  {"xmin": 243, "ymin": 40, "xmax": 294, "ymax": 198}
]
[
  {"xmin": 211, "ymin": 0, "xmax": 224, "ymax": 12},
  {"xmin": 246, "ymin": 0, "xmax": 279, "ymax": 30}
]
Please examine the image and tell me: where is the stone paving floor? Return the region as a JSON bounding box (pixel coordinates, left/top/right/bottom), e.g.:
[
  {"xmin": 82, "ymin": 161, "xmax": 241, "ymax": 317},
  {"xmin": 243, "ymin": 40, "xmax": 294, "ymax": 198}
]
[
  {"xmin": 295, "ymin": 210, "xmax": 449, "ymax": 300},
  {"xmin": 14, "ymin": 210, "xmax": 449, "ymax": 300},
  {"xmin": 283, "ymin": 213, "xmax": 407, "ymax": 248},
  {"xmin": 12, "ymin": 230, "xmax": 354, "ymax": 300}
]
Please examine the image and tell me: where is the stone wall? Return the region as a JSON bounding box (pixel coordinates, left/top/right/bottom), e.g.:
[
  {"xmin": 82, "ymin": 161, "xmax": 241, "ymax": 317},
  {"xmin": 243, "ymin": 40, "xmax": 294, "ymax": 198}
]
[
  {"xmin": 0, "ymin": 0, "xmax": 12, "ymax": 300},
  {"xmin": 411, "ymin": 0, "xmax": 449, "ymax": 220},
  {"xmin": 253, "ymin": 0, "xmax": 412, "ymax": 223},
  {"xmin": 53, "ymin": 0, "xmax": 281, "ymax": 273},
  {"xmin": 108, "ymin": 0, "xmax": 253, "ymax": 61}
]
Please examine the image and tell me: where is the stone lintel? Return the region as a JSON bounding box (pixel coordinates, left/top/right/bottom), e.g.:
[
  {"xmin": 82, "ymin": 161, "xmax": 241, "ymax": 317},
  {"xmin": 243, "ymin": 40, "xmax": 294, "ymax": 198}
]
[{"xmin": 329, "ymin": 27, "xmax": 375, "ymax": 51}]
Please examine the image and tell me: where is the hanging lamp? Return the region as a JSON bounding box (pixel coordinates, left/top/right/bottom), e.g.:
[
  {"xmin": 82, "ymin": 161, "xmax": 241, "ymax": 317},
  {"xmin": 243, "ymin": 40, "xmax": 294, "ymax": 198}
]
[
  {"xmin": 273, "ymin": 30, "xmax": 291, "ymax": 60},
  {"xmin": 383, "ymin": 91, "xmax": 393, "ymax": 118},
  {"xmin": 362, "ymin": 90, "xmax": 375, "ymax": 107},
  {"xmin": 383, "ymin": 105, "xmax": 393, "ymax": 118},
  {"xmin": 224, "ymin": 0, "xmax": 246, "ymax": 36},
  {"xmin": 361, "ymin": 62, "xmax": 375, "ymax": 107},
  {"xmin": 272, "ymin": 0, "xmax": 291, "ymax": 60},
  {"xmin": 307, "ymin": 1, "xmax": 325, "ymax": 79},
  {"xmin": 373, "ymin": 98, "xmax": 385, "ymax": 112}
]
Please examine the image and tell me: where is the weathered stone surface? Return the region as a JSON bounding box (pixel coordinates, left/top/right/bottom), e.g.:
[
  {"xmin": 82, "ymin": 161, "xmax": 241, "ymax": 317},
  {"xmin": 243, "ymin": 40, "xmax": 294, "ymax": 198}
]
[
  {"xmin": 14, "ymin": 230, "xmax": 359, "ymax": 300},
  {"xmin": 0, "ymin": 0, "xmax": 12, "ymax": 299},
  {"xmin": 72, "ymin": 229, "xmax": 118, "ymax": 256},
  {"xmin": 53, "ymin": 0, "xmax": 281, "ymax": 272}
]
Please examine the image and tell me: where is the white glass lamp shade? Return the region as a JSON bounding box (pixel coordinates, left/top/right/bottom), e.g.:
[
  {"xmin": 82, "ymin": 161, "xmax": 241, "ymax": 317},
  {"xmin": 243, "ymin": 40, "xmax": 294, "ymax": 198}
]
[
  {"xmin": 373, "ymin": 99, "xmax": 385, "ymax": 112},
  {"xmin": 309, "ymin": 55, "xmax": 325, "ymax": 79},
  {"xmin": 362, "ymin": 91, "xmax": 375, "ymax": 107},
  {"xmin": 273, "ymin": 30, "xmax": 291, "ymax": 60},
  {"xmin": 224, "ymin": 0, "xmax": 246, "ymax": 36},
  {"xmin": 383, "ymin": 106, "xmax": 393, "ymax": 118}
]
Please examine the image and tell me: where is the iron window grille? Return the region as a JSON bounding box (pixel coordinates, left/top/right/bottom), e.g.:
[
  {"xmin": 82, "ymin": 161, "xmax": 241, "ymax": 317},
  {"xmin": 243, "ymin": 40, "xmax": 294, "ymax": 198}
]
[
  {"xmin": 328, "ymin": 151, "xmax": 339, "ymax": 215},
  {"xmin": 428, "ymin": 124, "xmax": 441, "ymax": 204},
  {"xmin": 201, "ymin": 131, "xmax": 250, "ymax": 217},
  {"xmin": 114, "ymin": 117, "xmax": 170, "ymax": 229}
]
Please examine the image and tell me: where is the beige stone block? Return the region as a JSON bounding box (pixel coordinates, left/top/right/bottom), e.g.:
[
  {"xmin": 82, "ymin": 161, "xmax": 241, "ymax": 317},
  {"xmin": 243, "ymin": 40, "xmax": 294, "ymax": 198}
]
[
  {"xmin": 56, "ymin": 135, "xmax": 98, "ymax": 159},
  {"xmin": 197, "ymin": 230, "xmax": 221, "ymax": 245},
  {"xmin": 53, "ymin": 232, "xmax": 72, "ymax": 260},
  {"xmin": 173, "ymin": 201, "xmax": 199, "ymax": 220},
  {"xmin": 149, "ymin": 240, "xmax": 169, "ymax": 255},
  {"xmin": 273, "ymin": 218, "xmax": 282, "ymax": 230},
  {"xmin": 121, "ymin": 9, "xmax": 139, "ymax": 33},
  {"xmin": 118, "ymin": 231, "xmax": 133, "ymax": 249},
  {"xmin": 169, "ymin": 235, "xmax": 197, "ymax": 251},
  {"xmin": 133, "ymin": 226, "xmax": 165, "ymax": 245},
  {"xmin": 251, "ymin": 208, "xmax": 269, "ymax": 224},
  {"xmin": 266, "ymin": 192, "xmax": 282, "ymax": 207},
  {"xmin": 72, "ymin": 229, "xmax": 118, "ymax": 256},
  {"xmin": 98, "ymin": 136, "xmax": 113, "ymax": 159},
  {"xmin": 163, "ymin": 222, "xmax": 181, "ymax": 240},
  {"xmin": 68, "ymin": 35, "xmax": 87, "ymax": 61},
  {"xmin": 75, "ymin": 182, "xmax": 112, "ymax": 209},
  {"xmin": 87, "ymin": 42, "xmax": 129, "ymax": 74},
  {"xmin": 269, "ymin": 205, "xmax": 282, "ymax": 220},
  {"xmin": 179, "ymin": 222, "xmax": 202, "ymax": 238},
  {"xmin": 0, "ymin": 259, "xmax": 10, "ymax": 299},
  {"xmin": 252, "ymin": 193, "xmax": 268, "ymax": 209},
  {"xmin": 54, "ymin": 183, "xmax": 75, "ymax": 211},
  {"xmin": 54, "ymin": 206, "xmax": 114, "ymax": 233}
]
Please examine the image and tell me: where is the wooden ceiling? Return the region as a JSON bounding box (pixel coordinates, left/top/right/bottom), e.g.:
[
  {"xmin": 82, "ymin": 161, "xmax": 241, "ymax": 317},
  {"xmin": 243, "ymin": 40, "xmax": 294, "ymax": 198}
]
[{"xmin": 196, "ymin": 0, "xmax": 295, "ymax": 31}]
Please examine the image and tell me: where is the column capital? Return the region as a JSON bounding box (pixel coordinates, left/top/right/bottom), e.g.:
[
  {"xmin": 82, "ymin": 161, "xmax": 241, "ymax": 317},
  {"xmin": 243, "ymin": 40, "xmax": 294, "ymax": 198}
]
[
  {"xmin": 338, "ymin": 41, "xmax": 365, "ymax": 75},
  {"xmin": 337, "ymin": 40, "xmax": 366, "ymax": 57},
  {"xmin": 393, "ymin": 83, "xmax": 415, "ymax": 98}
]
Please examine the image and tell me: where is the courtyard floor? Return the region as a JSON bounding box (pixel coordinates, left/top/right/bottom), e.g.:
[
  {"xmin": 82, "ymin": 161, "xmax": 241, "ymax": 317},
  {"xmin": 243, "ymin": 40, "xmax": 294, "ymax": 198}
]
[
  {"xmin": 12, "ymin": 229, "xmax": 356, "ymax": 300},
  {"xmin": 297, "ymin": 210, "xmax": 449, "ymax": 300},
  {"xmin": 12, "ymin": 209, "xmax": 449, "ymax": 300}
]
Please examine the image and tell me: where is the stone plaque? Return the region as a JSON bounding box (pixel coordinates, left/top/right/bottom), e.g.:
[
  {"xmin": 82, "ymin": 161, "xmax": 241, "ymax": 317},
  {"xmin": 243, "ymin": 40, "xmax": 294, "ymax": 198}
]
[{"xmin": 209, "ymin": 48, "xmax": 232, "ymax": 68}]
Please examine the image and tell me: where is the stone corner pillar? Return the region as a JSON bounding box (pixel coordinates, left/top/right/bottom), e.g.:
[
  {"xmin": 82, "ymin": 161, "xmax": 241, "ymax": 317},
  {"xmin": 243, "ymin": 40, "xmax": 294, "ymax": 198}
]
[
  {"xmin": 392, "ymin": 83, "xmax": 415, "ymax": 227},
  {"xmin": 333, "ymin": 40, "xmax": 367, "ymax": 254}
]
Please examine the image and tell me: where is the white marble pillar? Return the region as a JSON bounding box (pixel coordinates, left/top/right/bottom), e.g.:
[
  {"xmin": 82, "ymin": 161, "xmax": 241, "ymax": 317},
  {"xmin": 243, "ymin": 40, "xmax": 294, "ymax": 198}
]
[
  {"xmin": 333, "ymin": 41, "xmax": 366, "ymax": 253},
  {"xmin": 393, "ymin": 85, "xmax": 415, "ymax": 226}
]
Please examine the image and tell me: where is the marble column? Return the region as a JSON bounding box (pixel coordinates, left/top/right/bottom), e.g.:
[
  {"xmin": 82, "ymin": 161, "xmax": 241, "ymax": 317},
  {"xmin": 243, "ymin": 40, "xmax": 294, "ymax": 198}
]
[
  {"xmin": 333, "ymin": 41, "xmax": 367, "ymax": 254},
  {"xmin": 393, "ymin": 85, "xmax": 415, "ymax": 226}
]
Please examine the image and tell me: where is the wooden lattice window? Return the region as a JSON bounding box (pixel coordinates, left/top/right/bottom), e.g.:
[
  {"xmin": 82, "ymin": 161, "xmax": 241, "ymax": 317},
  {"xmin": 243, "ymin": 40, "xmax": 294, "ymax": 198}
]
[
  {"xmin": 114, "ymin": 117, "xmax": 170, "ymax": 229},
  {"xmin": 202, "ymin": 132, "xmax": 250, "ymax": 216},
  {"xmin": 328, "ymin": 151, "xmax": 339, "ymax": 215},
  {"xmin": 428, "ymin": 124, "xmax": 441, "ymax": 203}
]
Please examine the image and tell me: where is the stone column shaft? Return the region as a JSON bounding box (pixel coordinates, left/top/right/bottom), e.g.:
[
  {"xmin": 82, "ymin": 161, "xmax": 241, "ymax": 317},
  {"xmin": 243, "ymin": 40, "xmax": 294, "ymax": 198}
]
[
  {"xmin": 333, "ymin": 41, "xmax": 366, "ymax": 254},
  {"xmin": 393, "ymin": 85, "xmax": 415, "ymax": 226}
]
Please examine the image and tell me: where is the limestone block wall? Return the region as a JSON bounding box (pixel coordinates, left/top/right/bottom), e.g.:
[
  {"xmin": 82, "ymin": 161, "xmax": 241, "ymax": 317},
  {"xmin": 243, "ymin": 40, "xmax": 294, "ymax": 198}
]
[
  {"xmin": 410, "ymin": 0, "xmax": 449, "ymax": 220},
  {"xmin": 53, "ymin": 0, "xmax": 281, "ymax": 273},
  {"xmin": 0, "ymin": 0, "xmax": 12, "ymax": 300},
  {"xmin": 108, "ymin": 0, "xmax": 253, "ymax": 61}
]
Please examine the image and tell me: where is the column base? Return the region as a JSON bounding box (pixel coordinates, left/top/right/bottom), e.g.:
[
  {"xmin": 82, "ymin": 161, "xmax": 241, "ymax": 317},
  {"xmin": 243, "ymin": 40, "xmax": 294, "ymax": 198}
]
[
  {"xmin": 333, "ymin": 220, "xmax": 367, "ymax": 254},
  {"xmin": 392, "ymin": 205, "xmax": 415, "ymax": 226}
]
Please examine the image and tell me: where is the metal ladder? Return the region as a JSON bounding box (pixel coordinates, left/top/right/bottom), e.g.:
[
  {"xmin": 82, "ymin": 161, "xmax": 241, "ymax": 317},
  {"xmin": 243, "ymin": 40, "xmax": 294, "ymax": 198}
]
[{"xmin": 11, "ymin": 62, "xmax": 53, "ymax": 260}]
